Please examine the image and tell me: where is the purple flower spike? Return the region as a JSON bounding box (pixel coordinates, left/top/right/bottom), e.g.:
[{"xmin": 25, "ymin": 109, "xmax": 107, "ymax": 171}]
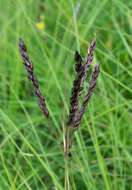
[{"xmin": 19, "ymin": 38, "xmax": 49, "ymax": 118}]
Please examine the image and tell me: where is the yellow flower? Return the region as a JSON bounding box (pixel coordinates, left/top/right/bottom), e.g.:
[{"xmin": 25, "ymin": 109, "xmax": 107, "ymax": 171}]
[{"xmin": 35, "ymin": 21, "xmax": 45, "ymax": 31}]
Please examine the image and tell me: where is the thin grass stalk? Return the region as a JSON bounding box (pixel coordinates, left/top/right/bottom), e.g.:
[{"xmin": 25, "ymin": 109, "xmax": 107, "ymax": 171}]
[{"xmin": 64, "ymin": 156, "xmax": 70, "ymax": 190}]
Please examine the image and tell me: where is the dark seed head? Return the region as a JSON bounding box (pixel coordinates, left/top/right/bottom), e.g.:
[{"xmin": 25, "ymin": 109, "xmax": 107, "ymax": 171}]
[
  {"xmin": 19, "ymin": 38, "xmax": 49, "ymax": 118},
  {"xmin": 19, "ymin": 38, "xmax": 27, "ymax": 51},
  {"xmin": 74, "ymin": 51, "xmax": 82, "ymax": 62}
]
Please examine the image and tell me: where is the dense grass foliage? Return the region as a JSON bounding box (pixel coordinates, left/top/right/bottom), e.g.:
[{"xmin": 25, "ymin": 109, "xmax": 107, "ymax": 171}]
[{"xmin": 0, "ymin": 0, "xmax": 132, "ymax": 189}]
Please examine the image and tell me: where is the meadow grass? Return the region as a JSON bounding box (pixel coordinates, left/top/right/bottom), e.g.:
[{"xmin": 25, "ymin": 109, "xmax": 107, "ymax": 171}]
[{"xmin": 0, "ymin": 0, "xmax": 132, "ymax": 189}]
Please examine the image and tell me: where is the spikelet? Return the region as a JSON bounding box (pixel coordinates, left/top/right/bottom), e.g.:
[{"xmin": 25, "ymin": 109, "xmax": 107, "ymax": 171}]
[
  {"xmin": 19, "ymin": 38, "xmax": 49, "ymax": 118},
  {"xmin": 67, "ymin": 40, "xmax": 98, "ymax": 128},
  {"xmin": 65, "ymin": 40, "xmax": 100, "ymax": 156}
]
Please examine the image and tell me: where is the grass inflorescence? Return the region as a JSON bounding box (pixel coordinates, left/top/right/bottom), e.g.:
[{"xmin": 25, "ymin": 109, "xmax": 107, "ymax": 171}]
[
  {"xmin": 65, "ymin": 40, "xmax": 100, "ymax": 157},
  {"xmin": 19, "ymin": 38, "xmax": 49, "ymax": 118},
  {"xmin": 0, "ymin": 0, "xmax": 132, "ymax": 189}
]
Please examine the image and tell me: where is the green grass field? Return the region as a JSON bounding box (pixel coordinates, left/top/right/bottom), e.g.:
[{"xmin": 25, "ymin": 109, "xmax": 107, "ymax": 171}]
[{"xmin": 0, "ymin": 0, "xmax": 132, "ymax": 189}]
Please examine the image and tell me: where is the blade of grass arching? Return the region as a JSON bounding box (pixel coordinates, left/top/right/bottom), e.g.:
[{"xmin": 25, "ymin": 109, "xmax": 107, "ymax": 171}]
[
  {"xmin": 70, "ymin": 118, "xmax": 98, "ymax": 188},
  {"xmin": 53, "ymin": 20, "xmax": 92, "ymax": 47},
  {"xmin": 51, "ymin": 20, "xmax": 72, "ymax": 65},
  {"xmin": 88, "ymin": 106, "xmax": 112, "ymax": 190},
  {"xmin": 116, "ymin": 111, "xmax": 131, "ymax": 190},
  {"xmin": 0, "ymin": 123, "xmax": 47, "ymax": 189},
  {"xmin": 7, "ymin": 158, "xmax": 47, "ymax": 190},
  {"xmin": 114, "ymin": 53, "xmax": 127, "ymax": 190},
  {"xmin": 0, "ymin": 172, "xmax": 10, "ymax": 189},
  {"xmin": 82, "ymin": 0, "xmax": 108, "ymax": 39},
  {"xmin": 119, "ymin": 144, "xmax": 132, "ymax": 189},
  {"xmin": 0, "ymin": 150, "xmax": 12, "ymax": 187},
  {"xmin": 68, "ymin": 0, "xmax": 80, "ymax": 52},
  {"xmin": 39, "ymin": 27, "xmax": 74, "ymax": 125},
  {"xmin": 12, "ymin": 176, "xmax": 32, "ymax": 190},
  {"xmin": 0, "ymin": 34, "xmax": 11, "ymax": 104},
  {"xmin": 0, "ymin": 125, "xmax": 15, "ymax": 149},
  {"xmin": 101, "ymin": 69, "xmax": 132, "ymax": 94},
  {"xmin": 0, "ymin": 109, "xmax": 63, "ymax": 190},
  {"xmin": 83, "ymin": 70, "xmax": 113, "ymax": 188},
  {"xmin": 8, "ymin": 3, "xmax": 24, "ymax": 107},
  {"xmin": 2, "ymin": 126, "xmax": 62, "ymax": 190},
  {"xmin": 73, "ymin": 132, "xmax": 97, "ymax": 189},
  {"xmin": 97, "ymin": 68, "xmax": 131, "ymax": 184},
  {"xmin": 51, "ymin": 12, "xmax": 62, "ymax": 56},
  {"xmin": 112, "ymin": 18, "xmax": 132, "ymax": 59},
  {"xmin": 72, "ymin": 154, "xmax": 96, "ymax": 190},
  {"xmin": 49, "ymin": 18, "xmax": 72, "ymax": 92},
  {"xmin": 53, "ymin": 0, "xmax": 72, "ymax": 22},
  {"xmin": 113, "ymin": 0, "xmax": 132, "ymax": 30},
  {"xmin": 0, "ymin": 125, "xmax": 19, "ymax": 188},
  {"xmin": 107, "ymin": 113, "xmax": 120, "ymax": 190},
  {"xmin": 10, "ymin": 166, "xmax": 32, "ymax": 190},
  {"xmin": 115, "ymin": 58, "xmax": 132, "ymax": 190},
  {"xmin": 11, "ymin": 88, "xmax": 50, "ymax": 154},
  {"xmin": 21, "ymin": 116, "xmax": 60, "ymax": 144},
  {"xmin": 88, "ymin": 24, "xmax": 132, "ymax": 39},
  {"xmin": 93, "ymin": 100, "xmax": 132, "ymax": 121},
  {"xmin": 2, "ymin": 12, "xmax": 23, "ymax": 113},
  {"xmin": 98, "ymin": 74, "xmax": 121, "ymax": 189},
  {"xmin": 101, "ymin": 67, "xmax": 124, "ymax": 189},
  {"xmin": 96, "ymin": 41, "xmax": 132, "ymax": 78},
  {"xmin": 116, "ymin": 1, "xmax": 132, "ymax": 32},
  {"xmin": 79, "ymin": 0, "xmax": 93, "ymax": 23},
  {"xmin": 0, "ymin": 9, "xmax": 23, "ymax": 37},
  {"xmin": 50, "ymin": 19, "xmax": 75, "ymax": 118},
  {"xmin": 91, "ymin": 61, "xmax": 130, "ymax": 189},
  {"xmin": 42, "ymin": 30, "xmax": 73, "ymax": 54}
]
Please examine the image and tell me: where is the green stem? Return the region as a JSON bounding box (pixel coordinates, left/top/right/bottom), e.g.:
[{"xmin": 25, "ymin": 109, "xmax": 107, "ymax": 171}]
[
  {"xmin": 64, "ymin": 156, "xmax": 70, "ymax": 190},
  {"xmin": 64, "ymin": 126, "xmax": 75, "ymax": 157},
  {"xmin": 64, "ymin": 126, "xmax": 72, "ymax": 190},
  {"xmin": 64, "ymin": 125, "xmax": 76, "ymax": 189}
]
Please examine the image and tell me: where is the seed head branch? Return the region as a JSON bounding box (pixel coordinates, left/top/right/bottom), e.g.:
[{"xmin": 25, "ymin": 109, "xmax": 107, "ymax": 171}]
[
  {"xmin": 65, "ymin": 40, "xmax": 100, "ymax": 156},
  {"xmin": 19, "ymin": 38, "xmax": 49, "ymax": 118},
  {"xmin": 67, "ymin": 51, "xmax": 84, "ymax": 126},
  {"xmin": 82, "ymin": 40, "xmax": 96, "ymax": 84},
  {"xmin": 67, "ymin": 40, "xmax": 97, "ymax": 127},
  {"xmin": 74, "ymin": 64, "xmax": 100, "ymax": 127}
]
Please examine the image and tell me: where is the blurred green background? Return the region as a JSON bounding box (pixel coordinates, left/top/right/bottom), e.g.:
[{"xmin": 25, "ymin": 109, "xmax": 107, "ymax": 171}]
[{"xmin": 0, "ymin": 0, "xmax": 132, "ymax": 189}]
